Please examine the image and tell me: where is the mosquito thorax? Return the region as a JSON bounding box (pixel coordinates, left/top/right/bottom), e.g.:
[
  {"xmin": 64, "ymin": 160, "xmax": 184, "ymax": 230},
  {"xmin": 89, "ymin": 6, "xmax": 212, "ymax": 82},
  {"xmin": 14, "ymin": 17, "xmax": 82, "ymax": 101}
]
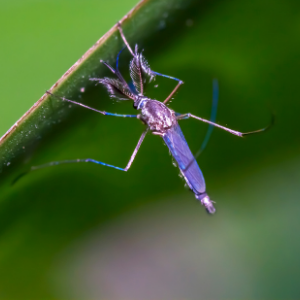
[{"xmin": 136, "ymin": 98, "xmax": 177, "ymax": 134}]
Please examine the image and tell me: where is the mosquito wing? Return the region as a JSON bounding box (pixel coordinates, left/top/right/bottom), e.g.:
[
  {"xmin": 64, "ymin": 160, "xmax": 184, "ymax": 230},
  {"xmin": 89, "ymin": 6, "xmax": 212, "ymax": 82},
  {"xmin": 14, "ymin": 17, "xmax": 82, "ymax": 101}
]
[{"xmin": 163, "ymin": 124, "xmax": 206, "ymax": 195}]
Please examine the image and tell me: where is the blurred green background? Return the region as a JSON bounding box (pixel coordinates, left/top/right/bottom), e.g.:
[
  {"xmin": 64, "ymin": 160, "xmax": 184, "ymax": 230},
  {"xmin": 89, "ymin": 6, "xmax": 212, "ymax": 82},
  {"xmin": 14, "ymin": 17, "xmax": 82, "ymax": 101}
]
[{"xmin": 1, "ymin": 0, "xmax": 300, "ymax": 299}]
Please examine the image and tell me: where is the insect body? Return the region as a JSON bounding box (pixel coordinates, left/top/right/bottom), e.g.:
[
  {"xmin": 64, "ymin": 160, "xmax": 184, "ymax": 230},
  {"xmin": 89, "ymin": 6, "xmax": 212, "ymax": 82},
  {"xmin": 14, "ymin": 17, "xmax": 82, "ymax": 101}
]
[
  {"xmin": 135, "ymin": 97, "xmax": 215, "ymax": 212},
  {"xmin": 42, "ymin": 23, "xmax": 269, "ymax": 214}
]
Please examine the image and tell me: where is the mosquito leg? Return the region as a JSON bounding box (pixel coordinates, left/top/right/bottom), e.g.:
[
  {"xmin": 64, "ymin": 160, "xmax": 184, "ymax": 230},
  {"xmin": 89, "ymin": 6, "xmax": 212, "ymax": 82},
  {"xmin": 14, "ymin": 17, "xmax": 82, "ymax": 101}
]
[
  {"xmin": 13, "ymin": 129, "xmax": 147, "ymax": 185},
  {"xmin": 46, "ymin": 91, "xmax": 137, "ymax": 118},
  {"xmin": 31, "ymin": 129, "xmax": 148, "ymax": 172},
  {"xmin": 175, "ymin": 79, "xmax": 219, "ymax": 171},
  {"xmin": 150, "ymin": 71, "xmax": 183, "ymax": 83},
  {"xmin": 199, "ymin": 79, "xmax": 219, "ymax": 153},
  {"xmin": 177, "ymin": 112, "xmax": 272, "ymax": 137},
  {"xmin": 163, "ymin": 80, "xmax": 184, "ymax": 104},
  {"xmin": 123, "ymin": 129, "xmax": 148, "ymax": 170},
  {"xmin": 117, "ymin": 22, "xmax": 134, "ymax": 56},
  {"xmin": 180, "ymin": 79, "xmax": 219, "ymax": 172},
  {"xmin": 146, "ymin": 71, "xmax": 183, "ymax": 104}
]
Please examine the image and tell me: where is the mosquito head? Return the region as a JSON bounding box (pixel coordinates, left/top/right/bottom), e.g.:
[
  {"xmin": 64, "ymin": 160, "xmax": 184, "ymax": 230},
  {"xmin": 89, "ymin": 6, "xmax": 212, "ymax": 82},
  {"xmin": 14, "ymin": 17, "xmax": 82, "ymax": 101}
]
[{"xmin": 133, "ymin": 95, "xmax": 148, "ymax": 110}]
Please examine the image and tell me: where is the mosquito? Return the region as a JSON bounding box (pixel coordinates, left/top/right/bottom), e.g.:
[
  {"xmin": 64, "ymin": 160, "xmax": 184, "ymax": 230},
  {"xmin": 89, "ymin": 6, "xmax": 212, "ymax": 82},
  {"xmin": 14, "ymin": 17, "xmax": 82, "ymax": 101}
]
[{"xmin": 31, "ymin": 23, "xmax": 270, "ymax": 214}]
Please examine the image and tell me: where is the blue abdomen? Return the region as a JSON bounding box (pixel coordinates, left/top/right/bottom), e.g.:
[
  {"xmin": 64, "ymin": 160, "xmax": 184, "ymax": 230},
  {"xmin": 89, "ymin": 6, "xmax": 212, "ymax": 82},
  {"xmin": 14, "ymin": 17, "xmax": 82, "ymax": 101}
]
[{"xmin": 163, "ymin": 124, "xmax": 206, "ymax": 195}]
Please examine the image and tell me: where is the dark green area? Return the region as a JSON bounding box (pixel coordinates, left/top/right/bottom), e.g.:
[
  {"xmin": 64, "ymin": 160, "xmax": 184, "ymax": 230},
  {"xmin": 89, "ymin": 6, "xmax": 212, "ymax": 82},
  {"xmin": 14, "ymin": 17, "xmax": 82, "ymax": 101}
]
[{"xmin": 0, "ymin": 0, "xmax": 300, "ymax": 299}]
